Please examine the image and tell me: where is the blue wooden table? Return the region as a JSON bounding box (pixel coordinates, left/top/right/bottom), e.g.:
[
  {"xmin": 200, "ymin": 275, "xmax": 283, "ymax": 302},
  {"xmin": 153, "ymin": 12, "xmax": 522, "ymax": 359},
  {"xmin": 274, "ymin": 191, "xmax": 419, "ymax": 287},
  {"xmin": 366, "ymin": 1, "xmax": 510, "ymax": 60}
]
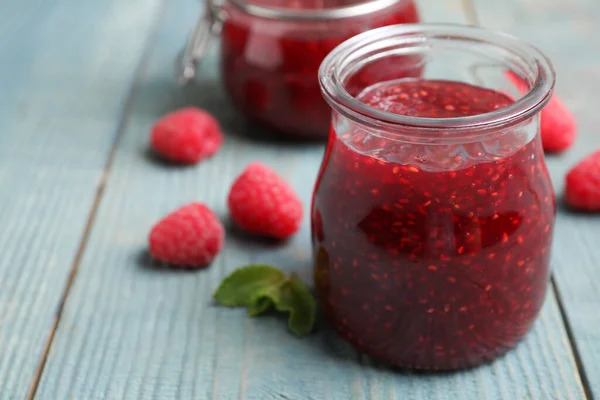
[{"xmin": 0, "ymin": 0, "xmax": 598, "ymax": 398}]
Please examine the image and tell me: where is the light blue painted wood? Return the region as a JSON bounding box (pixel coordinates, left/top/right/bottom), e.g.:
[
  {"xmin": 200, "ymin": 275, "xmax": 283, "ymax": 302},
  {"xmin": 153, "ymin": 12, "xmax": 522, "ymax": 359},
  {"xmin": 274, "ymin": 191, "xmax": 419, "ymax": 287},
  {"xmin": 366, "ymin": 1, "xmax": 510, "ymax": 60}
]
[
  {"xmin": 33, "ymin": 0, "xmax": 586, "ymax": 399},
  {"xmin": 472, "ymin": 0, "xmax": 600, "ymax": 397},
  {"xmin": 0, "ymin": 0, "xmax": 163, "ymax": 398}
]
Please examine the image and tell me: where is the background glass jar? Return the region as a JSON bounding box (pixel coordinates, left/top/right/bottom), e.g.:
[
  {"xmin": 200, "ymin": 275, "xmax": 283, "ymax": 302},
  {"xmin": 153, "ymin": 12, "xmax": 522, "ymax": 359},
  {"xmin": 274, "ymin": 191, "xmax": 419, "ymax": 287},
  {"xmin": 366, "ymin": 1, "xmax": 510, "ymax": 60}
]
[
  {"xmin": 177, "ymin": 0, "xmax": 420, "ymax": 138},
  {"xmin": 313, "ymin": 24, "xmax": 556, "ymax": 370}
]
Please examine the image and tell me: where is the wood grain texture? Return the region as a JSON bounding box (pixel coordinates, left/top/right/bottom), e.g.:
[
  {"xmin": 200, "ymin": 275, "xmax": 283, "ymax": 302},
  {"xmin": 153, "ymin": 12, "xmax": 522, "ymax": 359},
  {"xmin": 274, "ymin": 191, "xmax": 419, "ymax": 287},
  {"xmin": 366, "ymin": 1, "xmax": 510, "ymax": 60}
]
[
  {"xmin": 34, "ymin": 0, "xmax": 585, "ymax": 399},
  {"xmin": 472, "ymin": 0, "xmax": 600, "ymax": 397},
  {"xmin": 0, "ymin": 0, "xmax": 163, "ymax": 398}
]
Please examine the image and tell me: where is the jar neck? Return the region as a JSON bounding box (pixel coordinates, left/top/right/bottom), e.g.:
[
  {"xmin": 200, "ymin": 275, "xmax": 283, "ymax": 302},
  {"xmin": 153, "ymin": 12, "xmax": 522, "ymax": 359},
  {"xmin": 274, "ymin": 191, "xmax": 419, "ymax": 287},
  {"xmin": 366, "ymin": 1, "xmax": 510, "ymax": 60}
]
[
  {"xmin": 319, "ymin": 24, "xmax": 556, "ymax": 142},
  {"xmin": 227, "ymin": 0, "xmax": 408, "ymax": 21}
]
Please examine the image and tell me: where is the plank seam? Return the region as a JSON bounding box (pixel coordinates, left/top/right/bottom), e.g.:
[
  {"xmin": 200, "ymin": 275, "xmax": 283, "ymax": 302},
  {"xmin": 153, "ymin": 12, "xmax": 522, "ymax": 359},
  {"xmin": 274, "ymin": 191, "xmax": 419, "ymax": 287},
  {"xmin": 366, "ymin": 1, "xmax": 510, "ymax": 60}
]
[
  {"xmin": 551, "ymin": 277, "xmax": 594, "ymax": 400},
  {"xmin": 23, "ymin": 1, "xmax": 169, "ymax": 397}
]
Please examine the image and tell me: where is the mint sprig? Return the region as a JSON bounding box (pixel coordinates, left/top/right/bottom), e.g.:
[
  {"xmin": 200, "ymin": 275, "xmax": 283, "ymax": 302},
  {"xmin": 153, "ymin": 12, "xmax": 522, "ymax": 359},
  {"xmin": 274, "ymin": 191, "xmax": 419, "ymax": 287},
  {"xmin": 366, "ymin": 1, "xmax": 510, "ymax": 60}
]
[{"xmin": 213, "ymin": 265, "xmax": 316, "ymax": 337}]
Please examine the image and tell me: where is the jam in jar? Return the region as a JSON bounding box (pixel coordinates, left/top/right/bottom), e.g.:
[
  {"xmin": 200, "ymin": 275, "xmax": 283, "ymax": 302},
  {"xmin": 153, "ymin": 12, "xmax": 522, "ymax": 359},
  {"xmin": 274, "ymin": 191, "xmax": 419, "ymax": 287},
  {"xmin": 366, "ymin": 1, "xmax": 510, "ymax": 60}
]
[
  {"xmin": 313, "ymin": 25, "xmax": 557, "ymax": 370},
  {"xmin": 177, "ymin": 0, "xmax": 420, "ymax": 138}
]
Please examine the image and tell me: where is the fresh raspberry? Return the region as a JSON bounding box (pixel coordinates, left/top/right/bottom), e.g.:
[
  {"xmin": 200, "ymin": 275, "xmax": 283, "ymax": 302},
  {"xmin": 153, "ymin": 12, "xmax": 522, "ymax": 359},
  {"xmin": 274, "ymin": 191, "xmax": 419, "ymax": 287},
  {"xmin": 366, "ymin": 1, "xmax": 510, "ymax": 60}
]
[
  {"xmin": 539, "ymin": 95, "xmax": 577, "ymax": 153},
  {"xmin": 565, "ymin": 151, "xmax": 600, "ymax": 212},
  {"xmin": 228, "ymin": 162, "xmax": 303, "ymax": 239},
  {"xmin": 150, "ymin": 107, "xmax": 223, "ymax": 164},
  {"xmin": 506, "ymin": 71, "xmax": 577, "ymax": 153},
  {"xmin": 149, "ymin": 203, "xmax": 225, "ymax": 268}
]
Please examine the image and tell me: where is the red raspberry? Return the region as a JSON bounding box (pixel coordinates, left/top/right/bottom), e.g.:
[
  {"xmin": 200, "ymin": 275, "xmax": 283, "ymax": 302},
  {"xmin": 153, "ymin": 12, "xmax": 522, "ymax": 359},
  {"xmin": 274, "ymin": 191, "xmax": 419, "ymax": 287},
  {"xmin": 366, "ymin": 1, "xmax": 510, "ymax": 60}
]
[
  {"xmin": 149, "ymin": 203, "xmax": 225, "ymax": 268},
  {"xmin": 150, "ymin": 107, "xmax": 223, "ymax": 164},
  {"xmin": 506, "ymin": 71, "xmax": 577, "ymax": 153},
  {"xmin": 565, "ymin": 151, "xmax": 600, "ymax": 212},
  {"xmin": 228, "ymin": 162, "xmax": 303, "ymax": 239},
  {"xmin": 540, "ymin": 94, "xmax": 577, "ymax": 153}
]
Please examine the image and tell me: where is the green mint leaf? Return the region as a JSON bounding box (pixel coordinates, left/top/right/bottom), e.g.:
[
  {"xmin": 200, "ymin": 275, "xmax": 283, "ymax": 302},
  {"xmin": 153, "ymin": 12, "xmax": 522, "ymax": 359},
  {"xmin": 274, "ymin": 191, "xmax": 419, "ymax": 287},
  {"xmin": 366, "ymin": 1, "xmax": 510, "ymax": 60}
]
[
  {"xmin": 213, "ymin": 265, "xmax": 286, "ymax": 307},
  {"xmin": 274, "ymin": 277, "xmax": 316, "ymax": 337},
  {"xmin": 247, "ymin": 284, "xmax": 282, "ymax": 317},
  {"xmin": 247, "ymin": 296, "xmax": 273, "ymax": 316},
  {"xmin": 214, "ymin": 265, "xmax": 316, "ymax": 337}
]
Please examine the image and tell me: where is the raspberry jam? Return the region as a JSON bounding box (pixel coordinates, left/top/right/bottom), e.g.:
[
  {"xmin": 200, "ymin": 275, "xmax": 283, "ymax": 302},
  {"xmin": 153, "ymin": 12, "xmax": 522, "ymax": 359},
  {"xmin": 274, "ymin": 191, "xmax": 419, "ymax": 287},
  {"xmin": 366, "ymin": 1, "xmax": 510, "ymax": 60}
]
[
  {"xmin": 315, "ymin": 25, "xmax": 557, "ymax": 370},
  {"xmin": 220, "ymin": 0, "xmax": 420, "ymax": 138}
]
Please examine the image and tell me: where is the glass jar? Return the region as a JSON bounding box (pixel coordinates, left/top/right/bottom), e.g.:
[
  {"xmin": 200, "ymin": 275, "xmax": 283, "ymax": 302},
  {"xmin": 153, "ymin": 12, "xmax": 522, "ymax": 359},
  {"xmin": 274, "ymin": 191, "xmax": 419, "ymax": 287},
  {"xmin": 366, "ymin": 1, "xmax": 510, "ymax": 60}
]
[
  {"xmin": 313, "ymin": 24, "xmax": 556, "ymax": 370},
  {"xmin": 177, "ymin": 0, "xmax": 420, "ymax": 138}
]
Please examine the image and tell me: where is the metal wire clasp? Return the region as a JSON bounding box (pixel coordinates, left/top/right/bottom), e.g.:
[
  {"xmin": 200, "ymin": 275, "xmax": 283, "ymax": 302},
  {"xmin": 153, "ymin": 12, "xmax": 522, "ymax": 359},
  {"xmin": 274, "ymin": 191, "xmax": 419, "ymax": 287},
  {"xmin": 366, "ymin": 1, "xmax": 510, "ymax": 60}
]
[{"xmin": 176, "ymin": 0, "xmax": 226, "ymax": 84}]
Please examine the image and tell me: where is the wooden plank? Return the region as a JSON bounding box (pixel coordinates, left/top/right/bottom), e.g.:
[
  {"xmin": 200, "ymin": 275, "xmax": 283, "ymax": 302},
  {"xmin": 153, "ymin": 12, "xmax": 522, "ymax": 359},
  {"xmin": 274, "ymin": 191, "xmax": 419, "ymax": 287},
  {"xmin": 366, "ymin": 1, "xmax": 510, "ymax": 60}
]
[
  {"xmin": 471, "ymin": 0, "xmax": 600, "ymax": 396},
  {"xmin": 36, "ymin": 0, "xmax": 585, "ymax": 399},
  {"xmin": 0, "ymin": 0, "xmax": 163, "ymax": 398}
]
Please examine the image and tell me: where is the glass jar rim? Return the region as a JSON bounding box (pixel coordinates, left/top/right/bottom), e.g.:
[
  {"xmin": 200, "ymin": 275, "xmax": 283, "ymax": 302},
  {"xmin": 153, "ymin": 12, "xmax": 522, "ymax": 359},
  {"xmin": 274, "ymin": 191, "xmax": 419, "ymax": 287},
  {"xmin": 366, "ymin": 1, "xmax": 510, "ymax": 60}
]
[
  {"xmin": 319, "ymin": 24, "xmax": 556, "ymax": 135},
  {"xmin": 229, "ymin": 0, "xmax": 406, "ymax": 20}
]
